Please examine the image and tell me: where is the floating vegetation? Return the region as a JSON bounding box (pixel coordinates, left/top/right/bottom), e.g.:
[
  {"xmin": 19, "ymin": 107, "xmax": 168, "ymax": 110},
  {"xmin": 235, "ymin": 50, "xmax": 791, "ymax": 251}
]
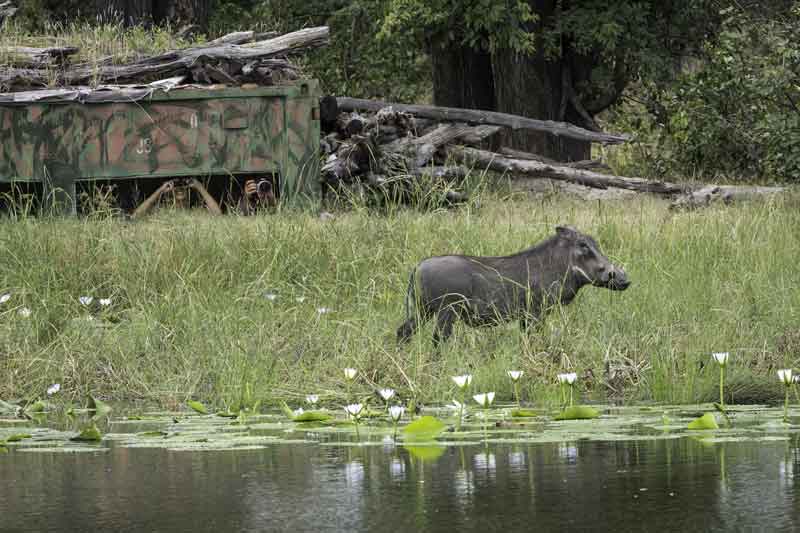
[
  {"xmin": 510, "ymin": 409, "xmax": 538, "ymax": 418},
  {"xmin": 186, "ymin": 401, "xmax": 209, "ymax": 415},
  {"xmin": 403, "ymin": 416, "xmax": 446, "ymax": 442},
  {"xmin": 687, "ymin": 413, "xmax": 720, "ymax": 430},
  {"xmin": 88, "ymin": 396, "xmax": 112, "ymax": 419},
  {"xmin": 71, "ymin": 424, "xmax": 103, "ymax": 442},
  {"xmin": 553, "ymin": 406, "xmax": 600, "ymax": 420}
]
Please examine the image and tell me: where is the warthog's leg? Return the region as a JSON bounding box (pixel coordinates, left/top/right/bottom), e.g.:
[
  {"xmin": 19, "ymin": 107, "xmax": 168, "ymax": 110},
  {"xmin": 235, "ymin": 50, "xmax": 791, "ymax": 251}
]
[
  {"xmin": 432, "ymin": 308, "xmax": 456, "ymax": 347},
  {"xmin": 396, "ymin": 318, "xmax": 419, "ymax": 344}
]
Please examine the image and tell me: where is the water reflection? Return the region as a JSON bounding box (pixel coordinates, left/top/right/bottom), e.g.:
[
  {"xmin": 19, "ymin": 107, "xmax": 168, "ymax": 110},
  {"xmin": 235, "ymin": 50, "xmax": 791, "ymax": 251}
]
[{"xmin": 1, "ymin": 438, "xmax": 798, "ymax": 532}]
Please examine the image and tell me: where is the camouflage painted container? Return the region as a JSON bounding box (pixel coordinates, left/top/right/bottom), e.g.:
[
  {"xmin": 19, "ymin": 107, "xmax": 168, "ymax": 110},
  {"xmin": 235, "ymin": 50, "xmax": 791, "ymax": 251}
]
[{"xmin": 0, "ymin": 80, "xmax": 321, "ymax": 211}]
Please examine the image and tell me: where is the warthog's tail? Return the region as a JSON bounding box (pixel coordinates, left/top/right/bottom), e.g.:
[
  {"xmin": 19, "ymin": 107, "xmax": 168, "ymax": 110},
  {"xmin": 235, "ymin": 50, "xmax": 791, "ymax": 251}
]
[{"xmin": 396, "ymin": 267, "xmax": 419, "ymax": 344}]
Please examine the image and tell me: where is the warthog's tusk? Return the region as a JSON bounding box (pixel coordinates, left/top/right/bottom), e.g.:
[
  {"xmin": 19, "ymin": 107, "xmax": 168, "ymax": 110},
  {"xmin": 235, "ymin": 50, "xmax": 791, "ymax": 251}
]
[{"xmin": 571, "ymin": 265, "xmax": 593, "ymax": 283}]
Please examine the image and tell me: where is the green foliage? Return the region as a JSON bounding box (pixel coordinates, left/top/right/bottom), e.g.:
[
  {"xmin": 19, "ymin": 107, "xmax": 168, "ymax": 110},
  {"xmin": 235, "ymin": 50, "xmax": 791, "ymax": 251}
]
[
  {"xmin": 510, "ymin": 408, "xmax": 537, "ymax": 418},
  {"xmin": 382, "ymin": 0, "xmax": 537, "ymax": 54},
  {"xmin": 87, "ymin": 396, "xmax": 112, "ymax": 419},
  {"xmin": 609, "ymin": 3, "xmax": 800, "ymax": 182},
  {"xmin": 71, "ymin": 423, "xmax": 103, "ymax": 442}
]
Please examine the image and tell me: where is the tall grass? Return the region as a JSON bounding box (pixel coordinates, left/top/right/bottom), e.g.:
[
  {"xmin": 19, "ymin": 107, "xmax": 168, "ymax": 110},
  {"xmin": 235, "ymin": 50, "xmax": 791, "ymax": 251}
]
[{"xmin": 1, "ymin": 192, "xmax": 798, "ymax": 409}]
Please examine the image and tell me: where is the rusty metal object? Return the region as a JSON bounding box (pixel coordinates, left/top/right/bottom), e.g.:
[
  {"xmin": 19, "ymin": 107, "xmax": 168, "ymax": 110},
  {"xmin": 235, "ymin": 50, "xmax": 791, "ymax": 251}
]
[{"xmin": 0, "ymin": 79, "xmax": 321, "ymax": 213}]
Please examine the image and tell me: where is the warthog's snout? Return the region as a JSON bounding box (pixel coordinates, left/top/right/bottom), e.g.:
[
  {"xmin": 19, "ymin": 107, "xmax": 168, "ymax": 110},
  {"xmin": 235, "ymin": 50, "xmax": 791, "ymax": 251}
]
[{"xmin": 605, "ymin": 266, "xmax": 630, "ymax": 291}]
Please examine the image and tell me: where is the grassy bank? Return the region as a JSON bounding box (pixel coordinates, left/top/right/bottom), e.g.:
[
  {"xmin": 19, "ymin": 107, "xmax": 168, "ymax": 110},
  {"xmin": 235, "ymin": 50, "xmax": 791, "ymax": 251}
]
[{"xmin": 1, "ymin": 192, "xmax": 799, "ymax": 410}]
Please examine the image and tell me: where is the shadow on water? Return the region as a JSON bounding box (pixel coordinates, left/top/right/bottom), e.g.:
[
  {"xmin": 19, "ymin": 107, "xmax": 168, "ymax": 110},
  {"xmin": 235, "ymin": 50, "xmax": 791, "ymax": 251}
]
[{"xmin": 1, "ymin": 430, "xmax": 799, "ymax": 532}]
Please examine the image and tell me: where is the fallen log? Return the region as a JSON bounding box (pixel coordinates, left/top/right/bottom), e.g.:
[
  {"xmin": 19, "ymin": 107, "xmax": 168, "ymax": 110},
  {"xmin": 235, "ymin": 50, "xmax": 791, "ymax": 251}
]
[
  {"xmin": 0, "ymin": 45, "xmax": 78, "ymax": 67},
  {"xmin": 498, "ymin": 147, "xmax": 610, "ymax": 171},
  {"xmin": 670, "ymin": 185, "xmax": 788, "ymax": 210},
  {"xmin": 336, "ymin": 96, "xmax": 629, "ymax": 145},
  {"xmin": 448, "ymin": 145, "xmax": 686, "ymax": 195},
  {"xmin": 0, "ymin": 26, "xmax": 328, "ymax": 89}
]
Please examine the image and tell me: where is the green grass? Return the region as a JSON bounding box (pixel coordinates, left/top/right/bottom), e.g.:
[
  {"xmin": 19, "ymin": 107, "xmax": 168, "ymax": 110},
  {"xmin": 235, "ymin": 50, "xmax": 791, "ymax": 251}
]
[{"xmin": 1, "ymin": 192, "xmax": 799, "ymax": 410}]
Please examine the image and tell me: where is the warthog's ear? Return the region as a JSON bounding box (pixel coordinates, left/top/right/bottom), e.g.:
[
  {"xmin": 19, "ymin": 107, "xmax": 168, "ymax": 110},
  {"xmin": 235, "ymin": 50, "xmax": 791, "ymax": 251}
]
[{"xmin": 556, "ymin": 225, "xmax": 579, "ymax": 239}]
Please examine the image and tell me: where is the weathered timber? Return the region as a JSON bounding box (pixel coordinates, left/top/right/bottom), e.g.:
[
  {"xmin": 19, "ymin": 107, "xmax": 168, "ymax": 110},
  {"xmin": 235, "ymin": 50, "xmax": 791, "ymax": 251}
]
[
  {"xmin": 0, "ymin": 45, "xmax": 78, "ymax": 67},
  {"xmin": 498, "ymin": 147, "xmax": 609, "ymax": 170},
  {"xmin": 459, "ymin": 125, "xmax": 502, "ymax": 146},
  {"xmin": 385, "ymin": 123, "xmax": 475, "ymax": 168},
  {"xmin": 670, "ymin": 185, "xmax": 788, "ymax": 210},
  {"xmin": 0, "ymin": 26, "xmax": 328, "ymax": 89},
  {"xmin": 448, "ymin": 145, "xmax": 687, "ymax": 195},
  {"xmin": 336, "ymin": 96, "xmax": 629, "ymax": 145}
]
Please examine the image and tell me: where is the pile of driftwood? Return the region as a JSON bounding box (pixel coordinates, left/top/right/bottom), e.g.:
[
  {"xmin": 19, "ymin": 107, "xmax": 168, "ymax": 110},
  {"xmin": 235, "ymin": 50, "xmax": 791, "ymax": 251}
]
[
  {"xmin": 0, "ymin": 26, "xmax": 328, "ymax": 91},
  {"xmin": 321, "ymin": 96, "xmax": 788, "ymax": 209}
]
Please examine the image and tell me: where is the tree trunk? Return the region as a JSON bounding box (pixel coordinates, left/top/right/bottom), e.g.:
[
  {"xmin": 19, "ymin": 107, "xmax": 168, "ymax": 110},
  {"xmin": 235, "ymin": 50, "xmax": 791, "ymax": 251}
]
[
  {"xmin": 429, "ymin": 37, "xmax": 495, "ymax": 111},
  {"xmin": 94, "ymin": 0, "xmax": 210, "ymax": 28},
  {"xmin": 490, "ymin": 0, "xmax": 590, "ymax": 161}
]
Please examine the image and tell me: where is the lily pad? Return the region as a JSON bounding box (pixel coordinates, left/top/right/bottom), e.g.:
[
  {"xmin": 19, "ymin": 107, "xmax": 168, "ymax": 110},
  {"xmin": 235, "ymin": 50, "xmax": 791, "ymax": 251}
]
[
  {"xmin": 292, "ymin": 411, "xmax": 331, "ymax": 423},
  {"xmin": 687, "ymin": 413, "xmax": 719, "ymax": 430},
  {"xmin": 554, "ymin": 406, "xmax": 601, "ymax": 420},
  {"xmin": 187, "ymin": 401, "xmax": 209, "ymax": 415},
  {"xmin": 6, "ymin": 433, "xmax": 32, "ymax": 442},
  {"xmin": 510, "ymin": 409, "xmax": 538, "ymax": 418},
  {"xmin": 403, "ymin": 416, "xmax": 446, "ymax": 442},
  {"xmin": 25, "ymin": 400, "xmax": 46, "ymax": 413},
  {"xmin": 71, "ymin": 424, "xmax": 103, "ymax": 442},
  {"xmin": 137, "ymin": 431, "xmax": 169, "ymax": 438}
]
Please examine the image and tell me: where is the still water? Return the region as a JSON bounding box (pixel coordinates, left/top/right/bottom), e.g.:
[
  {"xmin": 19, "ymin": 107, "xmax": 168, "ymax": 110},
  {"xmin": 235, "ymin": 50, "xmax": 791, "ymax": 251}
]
[{"xmin": 2, "ymin": 433, "xmax": 798, "ymax": 532}]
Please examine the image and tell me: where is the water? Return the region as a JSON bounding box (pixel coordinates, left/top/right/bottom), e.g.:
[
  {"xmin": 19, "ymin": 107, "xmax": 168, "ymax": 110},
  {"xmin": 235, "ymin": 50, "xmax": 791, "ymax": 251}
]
[{"xmin": 2, "ymin": 434, "xmax": 798, "ymax": 532}]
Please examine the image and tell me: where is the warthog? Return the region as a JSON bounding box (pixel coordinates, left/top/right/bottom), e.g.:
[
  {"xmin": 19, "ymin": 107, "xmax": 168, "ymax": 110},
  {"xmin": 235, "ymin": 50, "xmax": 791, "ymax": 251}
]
[{"xmin": 396, "ymin": 225, "xmax": 630, "ymax": 346}]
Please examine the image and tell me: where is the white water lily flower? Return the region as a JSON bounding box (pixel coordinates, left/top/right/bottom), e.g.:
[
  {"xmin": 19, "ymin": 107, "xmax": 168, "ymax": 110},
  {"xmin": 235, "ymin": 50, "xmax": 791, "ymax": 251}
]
[
  {"xmin": 558, "ymin": 373, "xmax": 578, "ymax": 385},
  {"xmin": 452, "ymin": 374, "xmax": 473, "ymax": 389},
  {"xmin": 344, "ymin": 403, "xmax": 363, "ymax": 419},
  {"xmin": 305, "ymin": 394, "xmax": 319, "ymax": 405},
  {"xmin": 295, "ymin": 296, "xmax": 306, "ymax": 303},
  {"xmin": 473, "ymin": 392, "xmax": 495, "ymax": 408},
  {"xmin": 343, "ymin": 367, "xmax": 357, "ymax": 380},
  {"xmin": 46, "ymin": 383, "xmax": 61, "ymax": 396},
  {"xmin": 794, "ymin": 375, "xmax": 800, "ymax": 384},
  {"xmin": 449, "ymin": 399, "xmax": 463, "ymax": 410},
  {"xmin": 378, "ymin": 388, "xmax": 395, "ymax": 402},
  {"xmin": 99, "ymin": 298, "xmax": 112, "ymax": 307},
  {"xmin": 0, "ymin": 292, "xmax": 10, "ymax": 304},
  {"xmin": 388, "ymin": 405, "xmax": 405, "ymax": 422},
  {"xmin": 264, "ymin": 292, "xmax": 278, "ymax": 301},
  {"xmin": 78, "ymin": 296, "xmax": 93, "ymax": 306},
  {"xmin": 507, "ymin": 370, "xmax": 524, "ymax": 382},
  {"xmin": 712, "ymin": 352, "xmax": 729, "ymax": 366},
  {"xmin": 778, "ymin": 369, "xmax": 794, "ymax": 385},
  {"xmin": 293, "ymin": 407, "xmax": 305, "ymax": 417},
  {"xmin": 316, "ymin": 307, "xmax": 331, "ymax": 315},
  {"xmin": 18, "ymin": 307, "xmax": 31, "ymax": 317}
]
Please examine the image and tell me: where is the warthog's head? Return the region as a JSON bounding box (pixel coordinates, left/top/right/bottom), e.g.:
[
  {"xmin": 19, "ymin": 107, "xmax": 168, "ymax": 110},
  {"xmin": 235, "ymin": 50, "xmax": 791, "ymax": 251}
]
[{"xmin": 556, "ymin": 226, "xmax": 630, "ymax": 291}]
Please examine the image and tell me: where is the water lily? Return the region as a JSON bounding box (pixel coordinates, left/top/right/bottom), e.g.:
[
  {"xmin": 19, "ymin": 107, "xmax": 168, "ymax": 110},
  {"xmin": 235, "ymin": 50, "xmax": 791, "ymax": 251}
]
[
  {"xmin": 293, "ymin": 407, "xmax": 305, "ymax": 418},
  {"xmin": 305, "ymin": 394, "xmax": 319, "ymax": 405},
  {"xmin": 778, "ymin": 369, "xmax": 793, "ymax": 423},
  {"xmin": 264, "ymin": 292, "xmax": 278, "ymax": 301},
  {"xmin": 508, "ymin": 370, "xmax": 524, "ymax": 408},
  {"xmin": 507, "ymin": 370, "xmax": 523, "ymax": 382},
  {"xmin": 378, "ymin": 388, "xmax": 395, "ymax": 402},
  {"xmin": 46, "ymin": 383, "xmax": 61, "ymax": 396},
  {"xmin": 344, "ymin": 368, "xmax": 357, "ymax": 380},
  {"xmin": 295, "ymin": 296, "xmax": 306, "ymax": 303},
  {"xmin": 712, "ymin": 352, "xmax": 729, "ymax": 366},
  {"xmin": 99, "ymin": 298, "xmax": 112, "ymax": 307},
  {"xmin": 18, "ymin": 307, "xmax": 31, "ymax": 317},
  {"xmin": 473, "ymin": 392, "xmax": 495, "ymax": 408},
  {"xmin": 713, "ymin": 352, "xmax": 730, "ymax": 407},
  {"xmin": 389, "ymin": 404, "xmax": 404, "ymax": 439},
  {"xmin": 558, "ymin": 373, "xmax": 578, "ymax": 406},
  {"xmin": 389, "ymin": 405, "xmax": 405, "ymax": 422},
  {"xmin": 316, "ymin": 307, "xmax": 331, "ymax": 315},
  {"xmin": 473, "ymin": 392, "xmax": 495, "ymax": 441},
  {"xmin": 557, "ymin": 373, "xmax": 578, "ymax": 384},
  {"xmin": 78, "ymin": 296, "xmax": 93, "ymax": 306},
  {"xmin": 344, "ymin": 403, "xmax": 363, "ymax": 418},
  {"xmin": 0, "ymin": 292, "xmax": 10, "ymax": 304},
  {"xmin": 452, "ymin": 374, "xmax": 473, "ymax": 390},
  {"xmin": 344, "ymin": 403, "xmax": 364, "ymax": 438}
]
